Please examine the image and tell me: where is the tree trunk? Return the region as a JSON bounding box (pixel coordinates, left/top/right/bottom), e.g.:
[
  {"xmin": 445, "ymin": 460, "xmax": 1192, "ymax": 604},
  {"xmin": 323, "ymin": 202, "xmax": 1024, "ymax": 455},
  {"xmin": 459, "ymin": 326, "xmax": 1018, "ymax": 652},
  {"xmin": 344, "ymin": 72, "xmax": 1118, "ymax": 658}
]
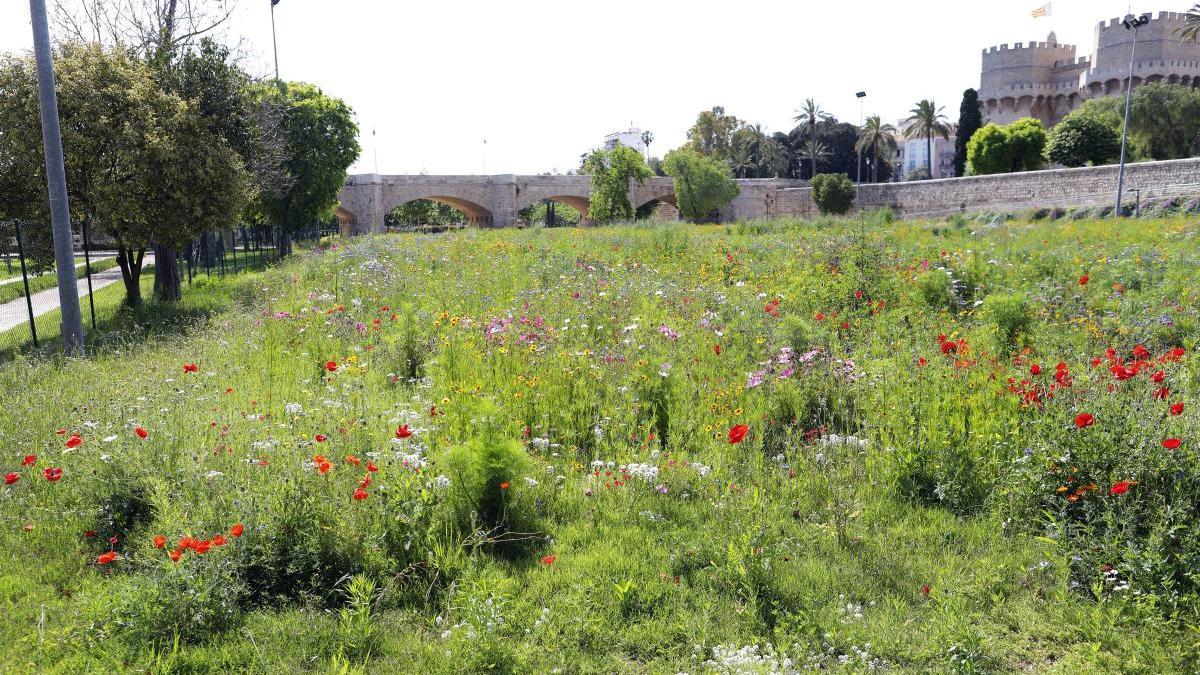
[
  {"xmin": 278, "ymin": 228, "xmax": 292, "ymax": 259},
  {"xmin": 153, "ymin": 243, "xmax": 182, "ymax": 302},
  {"xmin": 926, "ymin": 133, "xmax": 932, "ymax": 178},
  {"xmin": 114, "ymin": 243, "xmax": 144, "ymax": 307}
]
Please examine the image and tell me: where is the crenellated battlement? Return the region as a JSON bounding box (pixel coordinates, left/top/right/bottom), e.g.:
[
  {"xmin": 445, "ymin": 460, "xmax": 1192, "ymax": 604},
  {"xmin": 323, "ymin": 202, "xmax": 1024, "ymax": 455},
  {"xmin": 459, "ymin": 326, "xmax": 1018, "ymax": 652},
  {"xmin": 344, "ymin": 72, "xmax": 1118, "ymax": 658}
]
[{"xmin": 984, "ymin": 41, "xmax": 1077, "ymax": 56}]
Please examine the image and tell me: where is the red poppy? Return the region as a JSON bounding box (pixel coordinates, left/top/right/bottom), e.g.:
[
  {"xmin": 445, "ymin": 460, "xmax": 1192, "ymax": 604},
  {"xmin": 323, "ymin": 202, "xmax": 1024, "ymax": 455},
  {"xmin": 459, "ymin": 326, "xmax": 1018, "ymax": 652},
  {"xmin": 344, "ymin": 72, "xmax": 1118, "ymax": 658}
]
[
  {"xmin": 1109, "ymin": 481, "xmax": 1133, "ymax": 496},
  {"xmin": 541, "ymin": 555, "xmax": 556, "ymax": 565},
  {"xmin": 1151, "ymin": 370, "xmax": 1166, "ymax": 383},
  {"xmin": 1153, "ymin": 386, "xmax": 1170, "ymax": 401},
  {"xmin": 1163, "ymin": 438, "xmax": 1182, "ymax": 450},
  {"xmin": 921, "ymin": 584, "xmax": 931, "ymax": 597},
  {"xmin": 84, "ymin": 530, "xmax": 94, "ymax": 538},
  {"xmin": 230, "ymin": 523, "xmax": 245, "ymax": 538},
  {"xmin": 183, "ymin": 363, "xmax": 198, "ymax": 373},
  {"xmin": 1030, "ymin": 364, "xmax": 1042, "ymax": 376},
  {"xmin": 728, "ymin": 424, "xmax": 749, "ymax": 444},
  {"xmin": 55, "ymin": 428, "xmax": 66, "ymax": 435},
  {"xmin": 43, "ymin": 467, "xmax": 62, "ymax": 482},
  {"xmin": 713, "ymin": 344, "xmax": 721, "ymax": 356},
  {"xmin": 325, "ymin": 360, "xmax": 338, "ymax": 372},
  {"xmin": 813, "ymin": 312, "xmax": 826, "ymax": 321},
  {"xmin": 317, "ymin": 461, "xmax": 332, "ymax": 474},
  {"xmin": 854, "ymin": 290, "xmax": 864, "ymax": 300},
  {"xmin": 169, "ymin": 549, "xmax": 182, "ymax": 562},
  {"xmin": 366, "ymin": 460, "xmax": 379, "ymax": 473},
  {"xmin": 345, "ymin": 455, "xmax": 361, "ymax": 466},
  {"xmin": 97, "ymin": 551, "xmax": 118, "ymax": 565},
  {"xmin": 65, "ymin": 434, "xmax": 83, "ymax": 449},
  {"xmin": 194, "ymin": 540, "xmax": 212, "ymax": 554},
  {"xmin": 4, "ymin": 472, "xmax": 18, "ymax": 485},
  {"xmin": 21, "ymin": 454, "xmax": 35, "ymax": 466},
  {"xmin": 395, "ymin": 424, "xmax": 413, "ymax": 439},
  {"xmin": 1074, "ymin": 413, "xmax": 1094, "ymax": 429},
  {"xmin": 1078, "ymin": 275, "xmax": 1089, "ymax": 286},
  {"xmin": 314, "ymin": 434, "xmax": 328, "ymax": 443},
  {"xmin": 352, "ymin": 487, "xmax": 369, "ymax": 501},
  {"xmin": 212, "ymin": 534, "xmax": 227, "ymax": 546},
  {"xmin": 917, "ymin": 356, "xmax": 927, "ymax": 367},
  {"xmin": 499, "ymin": 481, "xmax": 510, "ymax": 490},
  {"xmin": 1170, "ymin": 402, "xmax": 1185, "ymax": 416},
  {"xmin": 153, "ymin": 535, "xmax": 166, "ymax": 548},
  {"xmin": 134, "ymin": 426, "xmax": 149, "ymax": 439}
]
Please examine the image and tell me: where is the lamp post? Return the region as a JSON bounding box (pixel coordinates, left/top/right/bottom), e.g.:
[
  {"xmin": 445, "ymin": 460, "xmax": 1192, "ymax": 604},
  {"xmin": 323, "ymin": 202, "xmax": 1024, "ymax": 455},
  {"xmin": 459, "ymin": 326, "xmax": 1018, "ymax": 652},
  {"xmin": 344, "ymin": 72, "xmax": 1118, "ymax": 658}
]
[
  {"xmin": 28, "ymin": 0, "xmax": 84, "ymax": 353},
  {"xmin": 1115, "ymin": 14, "xmax": 1150, "ymax": 216},
  {"xmin": 270, "ymin": 0, "xmax": 281, "ymax": 80},
  {"xmin": 855, "ymin": 91, "xmax": 867, "ymax": 212}
]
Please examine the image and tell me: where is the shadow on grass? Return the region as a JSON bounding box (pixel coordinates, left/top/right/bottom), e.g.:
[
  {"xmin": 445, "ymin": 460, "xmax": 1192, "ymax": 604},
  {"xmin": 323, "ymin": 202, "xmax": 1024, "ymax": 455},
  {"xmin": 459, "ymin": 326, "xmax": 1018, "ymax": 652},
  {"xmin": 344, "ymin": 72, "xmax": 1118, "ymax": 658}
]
[{"xmin": 0, "ymin": 267, "xmax": 268, "ymax": 364}]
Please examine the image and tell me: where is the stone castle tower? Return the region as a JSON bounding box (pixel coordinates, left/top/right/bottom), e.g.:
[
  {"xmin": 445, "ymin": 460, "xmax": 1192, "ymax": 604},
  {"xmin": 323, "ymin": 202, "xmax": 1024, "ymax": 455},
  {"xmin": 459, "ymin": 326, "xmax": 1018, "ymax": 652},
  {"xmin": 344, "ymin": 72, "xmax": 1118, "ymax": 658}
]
[{"xmin": 979, "ymin": 11, "xmax": 1200, "ymax": 126}]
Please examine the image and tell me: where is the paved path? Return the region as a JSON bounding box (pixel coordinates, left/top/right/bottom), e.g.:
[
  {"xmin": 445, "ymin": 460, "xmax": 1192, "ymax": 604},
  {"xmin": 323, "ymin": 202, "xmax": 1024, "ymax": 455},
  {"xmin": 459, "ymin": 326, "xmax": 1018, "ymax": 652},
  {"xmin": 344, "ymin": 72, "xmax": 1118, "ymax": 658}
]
[
  {"xmin": 0, "ymin": 256, "xmax": 153, "ymax": 334},
  {"xmin": 0, "ymin": 256, "xmax": 116, "ymax": 287}
]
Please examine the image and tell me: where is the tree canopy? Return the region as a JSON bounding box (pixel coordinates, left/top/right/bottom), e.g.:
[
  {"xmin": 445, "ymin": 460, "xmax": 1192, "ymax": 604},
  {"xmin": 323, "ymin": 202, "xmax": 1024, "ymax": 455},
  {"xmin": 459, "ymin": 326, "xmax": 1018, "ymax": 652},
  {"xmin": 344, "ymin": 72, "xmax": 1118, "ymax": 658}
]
[
  {"xmin": 582, "ymin": 144, "xmax": 653, "ymax": 223},
  {"xmin": 965, "ymin": 118, "xmax": 1046, "ymax": 175},
  {"xmin": 954, "ymin": 89, "xmax": 982, "ymax": 177},
  {"xmin": 662, "ymin": 148, "xmax": 739, "ymax": 221},
  {"xmin": 1046, "ymin": 111, "xmax": 1122, "ymax": 168}
]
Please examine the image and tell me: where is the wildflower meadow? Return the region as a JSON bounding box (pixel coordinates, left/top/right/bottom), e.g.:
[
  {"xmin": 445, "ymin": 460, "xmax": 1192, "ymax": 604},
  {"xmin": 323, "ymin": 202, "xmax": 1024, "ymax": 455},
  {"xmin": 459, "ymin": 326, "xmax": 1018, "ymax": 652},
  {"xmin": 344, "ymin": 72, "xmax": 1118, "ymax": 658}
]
[{"xmin": 2, "ymin": 213, "xmax": 1199, "ymax": 672}]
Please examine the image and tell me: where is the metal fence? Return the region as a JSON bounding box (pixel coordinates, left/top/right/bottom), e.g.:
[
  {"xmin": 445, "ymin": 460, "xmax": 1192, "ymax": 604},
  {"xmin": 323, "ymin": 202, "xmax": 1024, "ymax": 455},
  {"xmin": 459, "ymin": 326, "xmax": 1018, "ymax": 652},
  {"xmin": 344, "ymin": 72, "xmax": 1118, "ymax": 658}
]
[{"xmin": 0, "ymin": 222, "xmax": 334, "ymax": 359}]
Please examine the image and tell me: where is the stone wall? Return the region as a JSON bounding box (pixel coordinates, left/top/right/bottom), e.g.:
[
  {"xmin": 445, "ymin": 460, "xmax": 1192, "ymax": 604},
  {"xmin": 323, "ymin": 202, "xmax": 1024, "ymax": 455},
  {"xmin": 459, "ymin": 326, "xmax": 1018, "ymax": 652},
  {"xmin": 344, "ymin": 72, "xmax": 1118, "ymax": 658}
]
[{"xmin": 774, "ymin": 158, "xmax": 1200, "ymax": 219}]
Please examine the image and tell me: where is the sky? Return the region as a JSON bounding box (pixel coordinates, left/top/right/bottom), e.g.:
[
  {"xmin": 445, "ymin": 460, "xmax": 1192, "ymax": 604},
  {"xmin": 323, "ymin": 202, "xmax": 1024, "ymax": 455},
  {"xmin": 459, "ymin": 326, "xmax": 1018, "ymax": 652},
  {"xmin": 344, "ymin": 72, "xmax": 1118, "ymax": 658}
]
[{"xmin": 0, "ymin": 0, "xmax": 1167, "ymax": 176}]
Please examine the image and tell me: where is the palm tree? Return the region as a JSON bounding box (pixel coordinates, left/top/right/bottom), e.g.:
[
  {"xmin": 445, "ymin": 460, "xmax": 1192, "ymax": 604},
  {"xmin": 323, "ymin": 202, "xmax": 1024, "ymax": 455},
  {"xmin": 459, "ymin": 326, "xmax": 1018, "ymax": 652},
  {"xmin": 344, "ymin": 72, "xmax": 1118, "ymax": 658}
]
[
  {"xmin": 640, "ymin": 130, "xmax": 654, "ymax": 161},
  {"xmin": 1180, "ymin": 4, "xmax": 1200, "ymax": 42},
  {"xmin": 730, "ymin": 139, "xmax": 757, "ymax": 178},
  {"xmin": 797, "ymin": 137, "xmax": 831, "ymax": 177},
  {"xmin": 759, "ymin": 137, "xmax": 790, "ymax": 178},
  {"xmin": 792, "ymin": 98, "xmax": 833, "ymax": 178},
  {"xmin": 903, "ymin": 99, "xmax": 950, "ymax": 178},
  {"xmin": 856, "ymin": 115, "xmax": 897, "ymax": 183}
]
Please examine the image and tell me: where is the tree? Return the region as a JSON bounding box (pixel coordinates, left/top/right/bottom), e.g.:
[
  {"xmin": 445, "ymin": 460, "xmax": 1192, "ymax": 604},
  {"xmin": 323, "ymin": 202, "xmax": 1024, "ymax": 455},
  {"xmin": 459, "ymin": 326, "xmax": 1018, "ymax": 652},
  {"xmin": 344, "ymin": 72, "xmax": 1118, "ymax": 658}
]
[
  {"xmin": 792, "ymin": 98, "xmax": 833, "ymax": 179},
  {"xmin": 904, "ymin": 99, "xmax": 950, "ymax": 178},
  {"xmin": 758, "ymin": 137, "xmax": 790, "ymax": 178},
  {"xmin": 1006, "ymin": 118, "xmax": 1047, "ymax": 171},
  {"xmin": 1046, "ymin": 112, "xmax": 1121, "ymax": 167},
  {"xmin": 856, "ymin": 115, "xmax": 897, "ymax": 183},
  {"xmin": 797, "ymin": 137, "xmax": 831, "ymax": 178},
  {"xmin": 662, "ymin": 148, "xmax": 739, "ymax": 222},
  {"xmin": 252, "ymin": 82, "xmax": 360, "ymax": 257},
  {"xmin": 810, "ymin": 173, "xmax": 855, "ymax": 215},
  {"xmin": 966, "ymin": 123, "xmax": 1014, "ymax": 175},
  {"xmin": 684, "ymin": 106, "xmax": 741, "ymax": 161},
  {"xmin": 640, "ymin": 130, "xmax": 653, "ymax": 161},
  {"xmin": 0, "ymin": 44, "xmax": 248, "ymax": 306},
  {"xmin": 582, "ymin": 144, "xmax": 653, "ymax": 223},
  {"xmin": 954, "ymin": 89, "xmax": 982, "ymax": 177},
  {"xmin": 1180, "ymin": 3, "xmax": 1200, "ymax": 42},
  {"xmin": 1125, "ymin": 83, "xmax": 1200, "ymax": 160},
  {"xmin": 387, "ymin": 200, "xmax": 465, "ymax": 228}
]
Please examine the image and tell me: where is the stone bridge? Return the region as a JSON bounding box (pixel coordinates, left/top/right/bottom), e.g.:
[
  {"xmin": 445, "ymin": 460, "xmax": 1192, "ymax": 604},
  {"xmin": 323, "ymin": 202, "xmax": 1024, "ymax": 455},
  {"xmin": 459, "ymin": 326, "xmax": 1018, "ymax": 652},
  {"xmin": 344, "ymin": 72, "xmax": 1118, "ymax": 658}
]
[{"xmin": 336, "ymin": 174, "xmax": 807, "ymax": 233}]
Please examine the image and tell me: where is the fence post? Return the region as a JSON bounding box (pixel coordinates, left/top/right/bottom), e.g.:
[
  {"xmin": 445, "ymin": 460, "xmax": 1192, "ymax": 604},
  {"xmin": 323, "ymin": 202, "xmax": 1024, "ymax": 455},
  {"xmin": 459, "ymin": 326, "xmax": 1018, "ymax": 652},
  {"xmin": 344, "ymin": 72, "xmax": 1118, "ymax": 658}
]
[
  {"xmin": 82, "ymin": 218, "xmax": 96, "ymax": 331},
  {"xmin": 14, "ymin": 221, "xmax": 39, "ymax": 348},
  {"xmin": 230, "ymin": 229, "xmax": 237, "ymax": 274},
  {"xmin": 185, "ymin": 240, "xmax": 193, "ymax": 285},
  {"xmin": 218, "ymin": 232, "xmax": 226, "ymax": 278}
]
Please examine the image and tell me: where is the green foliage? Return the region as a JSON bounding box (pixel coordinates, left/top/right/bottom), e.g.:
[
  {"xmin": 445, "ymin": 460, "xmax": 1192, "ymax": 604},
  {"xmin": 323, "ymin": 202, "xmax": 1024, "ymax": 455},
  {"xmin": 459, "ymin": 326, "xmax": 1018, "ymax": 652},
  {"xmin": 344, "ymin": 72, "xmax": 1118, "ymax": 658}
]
[
  {"xmin": 443, "ymin": 402, "xmax": 534, "ymax": 534},
  {"xmin": 917, "ymin": 269, "xmax": 954, "ymax": 311},
  {"xmin": 251, "ymin": 81, "xmax": 360, "ymax": 252},
  {"xmin": 582, "ymin": 144, "xmax": 653, "ymax": 223},
  {"xmin": 981, "ymin": 292, "xmax": 1032, "ymax": 349},
  {"xmin": 966, "ymin": 118, "xmax": 1046, "ymax": 175},
  {"xmin": 967, "ymin": 123, "xmax": 1015, "ymax": 175},
  {"xmin": 1046, "ymin": 111, "xmax": 1123, "ymax": 167},
  {"xmin": 386, "ymin": 200, "xmax": 465, "ymax": 229},
  {"xmin": 1005, "ymin": 118, "xmax": 1048, "ymax": 171},
  {"xmin": 684, "ymin": 106, "xmax": 742, "ymax": 161},
  {"xmin": 335, "ymin": 575, "xmax": 380, "ymax": 663},
  {"xmin": 662, "ymin": 148, "xmax": 739, "ymax": 221},
  {"xmin": 809, "ymin": 173, "xmax": 855, "ymax": 215},
  {"xmin": 954, "ymin": 89, "xmax": 982, "ymax": 177},
  {"xmin": 517, "ymin": 200, "xmax": 580, "ymax": 227}
]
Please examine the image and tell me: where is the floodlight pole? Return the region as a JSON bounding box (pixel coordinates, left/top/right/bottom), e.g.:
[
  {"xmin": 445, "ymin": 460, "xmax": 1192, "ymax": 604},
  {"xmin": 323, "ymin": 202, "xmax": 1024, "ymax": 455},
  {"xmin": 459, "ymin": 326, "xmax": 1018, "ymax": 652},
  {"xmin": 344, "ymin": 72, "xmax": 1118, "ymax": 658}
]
[
  {"xmin": 270, "ymin": 0, "xmax": 281, "ymax": 80},
  {"xmin": 855, "ymin": 91, "xmax": 867, "ymax": 212},
  {"xmin": 29, "ymin": 0, "xmax": 84, "ymax": 353},
  {"xmin": 1115, "ymin": 15, "xmax": 1149, "ymax": 216}
]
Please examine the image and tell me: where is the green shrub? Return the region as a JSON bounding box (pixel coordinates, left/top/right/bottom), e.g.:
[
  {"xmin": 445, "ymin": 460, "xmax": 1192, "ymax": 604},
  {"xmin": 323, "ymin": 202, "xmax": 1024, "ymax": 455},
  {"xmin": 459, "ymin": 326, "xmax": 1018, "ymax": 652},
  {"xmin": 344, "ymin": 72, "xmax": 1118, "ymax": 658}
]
[
  {"xmin": 917, "ymin": 269, "xmax": 954, "ymax": 312},
  {"xmin": 981, "ymin": 292, "xmax": 1032, "ymax": 349},
  {"xmin": 810, "ymin": 173, "xmax": 855, "ymax": 215},
  {"xmin": 442, "ymin": 402, "xmax": 536, "ymax": 539}
]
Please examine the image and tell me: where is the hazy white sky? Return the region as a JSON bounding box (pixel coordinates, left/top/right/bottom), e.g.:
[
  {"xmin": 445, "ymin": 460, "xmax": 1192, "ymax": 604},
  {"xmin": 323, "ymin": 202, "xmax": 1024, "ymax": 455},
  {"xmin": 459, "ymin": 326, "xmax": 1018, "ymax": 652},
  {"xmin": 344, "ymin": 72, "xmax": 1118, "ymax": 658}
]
[{"xmin": 0, "ymin": 0, "xmax": 1166, "ymax": 175}]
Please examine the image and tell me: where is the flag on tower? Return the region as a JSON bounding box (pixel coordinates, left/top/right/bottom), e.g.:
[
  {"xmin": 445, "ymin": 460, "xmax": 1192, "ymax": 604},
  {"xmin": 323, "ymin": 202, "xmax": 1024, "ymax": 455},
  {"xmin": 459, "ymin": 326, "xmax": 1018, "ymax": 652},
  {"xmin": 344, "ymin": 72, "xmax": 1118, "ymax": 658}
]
[{"xmin": 1031, "ymin": 3, "xmax": 1051, "ymax": 18}]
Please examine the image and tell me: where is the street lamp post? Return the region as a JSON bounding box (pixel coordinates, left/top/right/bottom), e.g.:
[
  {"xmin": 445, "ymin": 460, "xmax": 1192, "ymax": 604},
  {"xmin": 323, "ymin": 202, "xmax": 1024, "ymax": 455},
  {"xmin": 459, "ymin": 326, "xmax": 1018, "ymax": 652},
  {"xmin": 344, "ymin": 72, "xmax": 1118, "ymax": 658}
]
[
  {"xmin": 270, "ymin": 0, "xmax": 281, "ymax": 80},
  {"xmin": 1115, "ymin": 14, "xmax": 1150, "ymax": 217},
  {"xmin": 28, "ymin": 0, "xmax": 84, "ymax": 353},
  {"xmin": 855, "ymin": 91, "xmax": 867, "ymax": 212}
]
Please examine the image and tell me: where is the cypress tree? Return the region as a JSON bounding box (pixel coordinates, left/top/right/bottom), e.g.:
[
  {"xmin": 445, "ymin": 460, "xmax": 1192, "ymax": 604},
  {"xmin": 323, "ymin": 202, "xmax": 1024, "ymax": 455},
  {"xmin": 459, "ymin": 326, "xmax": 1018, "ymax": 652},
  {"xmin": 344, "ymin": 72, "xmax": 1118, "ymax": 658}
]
[{"xmin": 954, "ymin": 89, "xmax": 982, "ymax": 177}]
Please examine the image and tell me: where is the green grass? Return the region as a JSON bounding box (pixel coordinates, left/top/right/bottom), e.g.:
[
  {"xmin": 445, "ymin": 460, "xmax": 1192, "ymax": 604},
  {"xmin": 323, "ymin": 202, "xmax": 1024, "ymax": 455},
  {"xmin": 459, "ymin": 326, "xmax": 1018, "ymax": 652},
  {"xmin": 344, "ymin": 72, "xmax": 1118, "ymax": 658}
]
[
  {"xmin": 1, "ymin": 217, "xmax": 1198, "ymax": 672},
  {"xmin": 0, "ymin": 256, "xmax": 120, "ymax": 306}
]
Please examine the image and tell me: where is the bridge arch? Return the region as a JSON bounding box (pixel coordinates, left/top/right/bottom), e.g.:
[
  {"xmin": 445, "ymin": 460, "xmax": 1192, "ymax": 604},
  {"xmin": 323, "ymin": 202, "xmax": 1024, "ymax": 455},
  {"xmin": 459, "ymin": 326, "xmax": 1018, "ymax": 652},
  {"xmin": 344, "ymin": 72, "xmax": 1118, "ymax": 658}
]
[{"xmin": 383, "ymin": 195, "xmax": 494, "ymax": 227}]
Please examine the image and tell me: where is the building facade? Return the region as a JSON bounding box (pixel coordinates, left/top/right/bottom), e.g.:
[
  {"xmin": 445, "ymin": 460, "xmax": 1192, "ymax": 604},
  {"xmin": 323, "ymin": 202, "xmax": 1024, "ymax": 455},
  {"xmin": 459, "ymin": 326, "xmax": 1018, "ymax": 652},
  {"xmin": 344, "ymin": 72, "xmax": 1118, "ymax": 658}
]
[
  {"xmin": 892, "ymin": 122, "xmax": 958, "ymax": 180},
  {"xmin": 979, "ymin": 11, "xmax": 1200, "ymax": 126},
  {"xmin": 603, "ymin": 127, "xmax": 648, "ymax": 155}
]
